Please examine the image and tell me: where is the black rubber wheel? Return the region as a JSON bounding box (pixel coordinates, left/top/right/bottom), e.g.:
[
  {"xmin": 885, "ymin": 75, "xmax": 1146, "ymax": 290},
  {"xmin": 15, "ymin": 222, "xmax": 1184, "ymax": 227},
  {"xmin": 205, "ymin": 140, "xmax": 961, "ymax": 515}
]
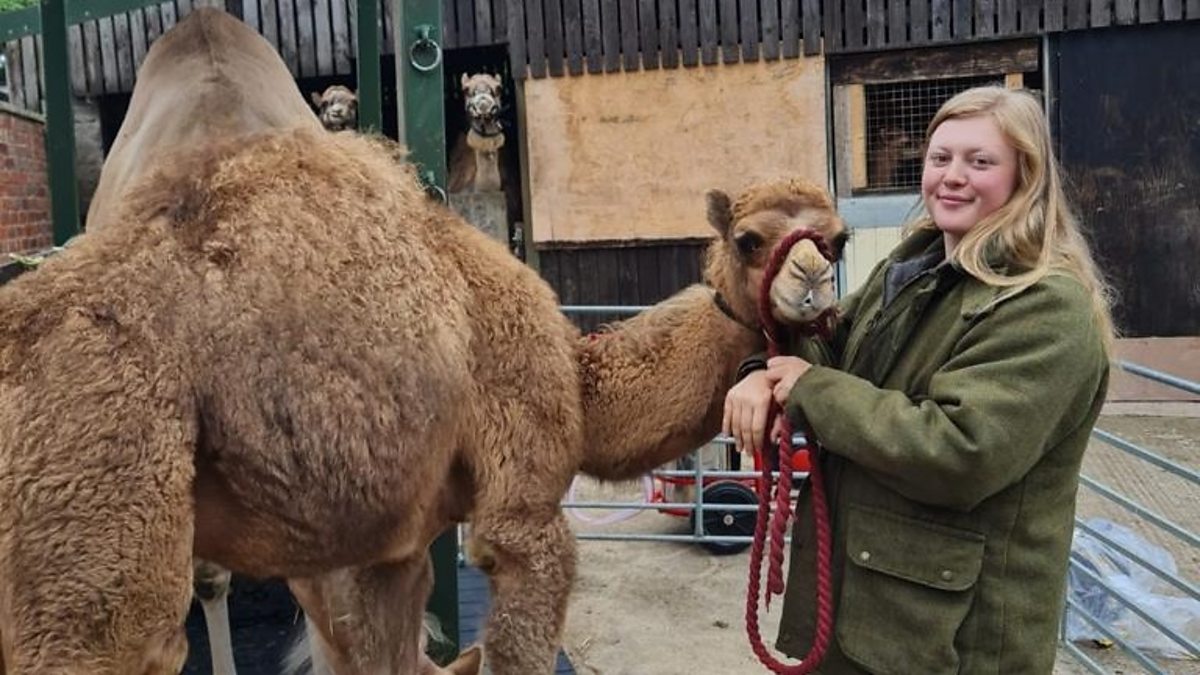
[{"xmin": 691, "ymin": 481, "xmax": 759, "ymax": 555}]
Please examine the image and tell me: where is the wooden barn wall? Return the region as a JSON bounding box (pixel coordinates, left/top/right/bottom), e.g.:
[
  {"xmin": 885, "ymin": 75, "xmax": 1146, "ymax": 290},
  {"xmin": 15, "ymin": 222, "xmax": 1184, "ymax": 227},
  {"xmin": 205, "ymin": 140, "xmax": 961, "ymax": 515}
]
[
  {"xmin": 1053, "ymin": 21, "xmax": 1199, "ymax": 338},
  {"xmin": 538, "ymin": 240, "xmax": 709, "ymax": 332}
]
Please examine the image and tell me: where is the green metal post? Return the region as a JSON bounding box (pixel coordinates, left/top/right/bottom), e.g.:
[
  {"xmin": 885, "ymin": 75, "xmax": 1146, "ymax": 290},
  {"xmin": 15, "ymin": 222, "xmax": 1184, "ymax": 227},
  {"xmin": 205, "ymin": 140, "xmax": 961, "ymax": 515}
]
[
  {"xmin": 355, "ymin": 0, "xmax": 381, "ymax": 132},
  {"xmin": 394, "ymin": 0, "xmax": 456, "ymax": 651},
  {"xmin": 40, "ymin": 0, "xmax": 78, "ymax": 244}
]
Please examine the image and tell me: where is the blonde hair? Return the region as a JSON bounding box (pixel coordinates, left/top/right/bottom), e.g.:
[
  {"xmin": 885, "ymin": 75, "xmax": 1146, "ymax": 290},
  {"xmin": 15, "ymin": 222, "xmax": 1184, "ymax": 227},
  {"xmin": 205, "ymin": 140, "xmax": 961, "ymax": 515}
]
[{"xmin": 910, "ymin": 86, "xmax": 1116, "ymax": 355}]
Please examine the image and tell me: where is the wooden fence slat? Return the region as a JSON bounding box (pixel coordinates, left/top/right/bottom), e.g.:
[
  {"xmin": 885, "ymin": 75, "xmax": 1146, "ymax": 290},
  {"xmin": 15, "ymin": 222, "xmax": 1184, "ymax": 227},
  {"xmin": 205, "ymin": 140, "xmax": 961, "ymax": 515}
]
[
  {"xmin": 1019, "ymin": 0, "xmax": 1040, "ymax": 30},
  {"xmin": 867, "ymin": 0, "xmax": 886, "ymax": 46},
  {"xmin": 68, "ymin": 24, "xmax": 86, "ymax": 95},
  {"xmin": 781, "ymin": 0, "xmax": 799, "ymax": 57},
  {"xmin": 639, "ymin": 0, "xmax": 659, "ymax": 68},
  {"xmin": 978, "ymin": 0, "xmax": 997, "ymax": 35},
  {"xmin": 528, "ymin": 0, "xmax": 548, "ymax": 77},
  {"xmin": 23, "ymin": 36, "xmax": 39, "ymax": 111},
  {"xmin": 824, "ymin": 0, "xmax": 844, "ymax": 50},
  {"xmin": 698, "ymin": 0, "xmax": 718, "ymax": 64},
  {"xmin": 114, "ymin": 13, "xmax": 134, "ymax": 91},
  {"xmin": 1066, "ymin": 0, "xmax": 1089, "ymax": 25},
  {"xmin": 177, "ymin": 0, "xmax": 193, "ymax": 18},
  {"xmin": 130, "ymin": 8, "xmax": 148, "ymax": 72},
  {"xmin": 7, "ymin": 42, "xmax": 27, "ymax": 110},
  {"xmin": 98, "ymin": 17, "xmax": 118, "ymax": 94},
  {"xmin": 582, "ymin": 0, "xmax": 603, "ymax": 73},
  {"xmin": 908, "ymin": 0, "xmax": 929, "ymax": 43},
  {"xmin": 330, "ymin": 0, "xmax": 349, "ymax": 72},
  {"xmin": 846, "ymin": 0, "xmax": 867, "ymax": 47},
  {"xmin": 678, "ymin": 0, "xmax": 699, "ymax": 65},
  {"xmin": 161, "ymin": 2, "xmax": 177, "ymax": 31},
  {"xmin": 145, "ymin": 4, "xmax": 163, "ymax": 42},
  {"xmin": 619, "ymin": 0, "xmax": 639, "ymax": 70},
  {"xmin": 456, "ymin": 0, "xmax": 474, "ymax": 44},
  {"xmin": 507, "ymin": 0, "xmax": 527, "ymax": 77},
  {"xmin": 739, "ymin": 0, "xmax": 759, "ymax": 61},
  {"xmin": 295, "ymin": 0, "xmax": 316, "ymax": 76},
  {"xmin": 544, "ymin": 0, "xmax": 565, "ymax": 76},
  {"xmin": 660, "ymin": 0, "xmax": 679, "ymax": 67},
  {"xmin": 719, "ymin": 0, "xmax": 738, "ymax": 63},
  {"xmin": 381, "ymin": 0, "xmax": 393, "ymax": 54},
  {"xmin": 563, "ymin": 0, "xmax": 583, "ymax": 75},
  {"xmin": 1045, "ymin": 0, "xmax": 1065, "ymax": 28},
  {"xmin": 1114, "ymin": 0, "xmax": 1136, "ymax": 22},
  {"xmin": 801, "ymin": 0, "xmax": 819, "ymax": 53},
  {"xmin": 475, "ymin": 0, "xmax": 493, "ymax": 44},
  {"xmin": 243, "ymin": 0, "xmax": 259, "ymax": 31},
  {"xmin": 888, "ymin": 0, "xmax": 908, "ymax": 43},
  {"xmin": 492, "ymin": 0, "xmax": 506, "ymax": 43},
  {"xmin": 314, "ymin": 0, "xmax": 333, "ymax": 74},
  {"xmin": 1162, "ymin": 0, "xmax": 1182, "ymax": 19},
  {"xmin": 81, "ymin": 20, "xmax": 102, "ymax": 95},
  {"xmin": 760, "ymin": 0, "xmax": 779, "ymax": 58},
  {"xmin": 442, "ymin": 0, "xmax": 457, "ymax": 49},
  {"xmin": 931, "ymin": 0, "xmax": 952, "ymax": 39},
  {"xmin": 1139, "ymin": 0, "xmax": 1161, "ymax": 21},
  {"xmin": 600, "ymin": 0, "xmax": 620, "ymax": 71},
  {"xmin": 953, "ymin": 0, "xmax": 972, "ymax": 36},
  {"xmin": 278, "ymin": 0, "xmax": 298, "ymax": 76},
  {"xmin": 998, "ymin": 0, "xmax": 1018, "ymax": 33},
  {"xmin": 257, "ymin": 0, "xmax": 277, "ymax": 48}
]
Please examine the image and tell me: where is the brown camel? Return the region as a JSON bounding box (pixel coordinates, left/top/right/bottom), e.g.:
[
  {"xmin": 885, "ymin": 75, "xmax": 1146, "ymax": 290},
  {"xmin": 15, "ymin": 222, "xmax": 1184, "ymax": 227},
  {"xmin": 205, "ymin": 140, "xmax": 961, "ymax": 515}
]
[
  {"xmin": 310, "ymin": 85, "xmax": 359, "ymax": 132},
  {"xmin": 447, "ymin": 73, "xmax": 505, "ymax": 194},
  {"xmin": 291, "ymin": 176, "xmax": 849, "ymax": 668},
  {"xmin": 0, "ymin": 9, "xmax": 576, "ymax": 675}
]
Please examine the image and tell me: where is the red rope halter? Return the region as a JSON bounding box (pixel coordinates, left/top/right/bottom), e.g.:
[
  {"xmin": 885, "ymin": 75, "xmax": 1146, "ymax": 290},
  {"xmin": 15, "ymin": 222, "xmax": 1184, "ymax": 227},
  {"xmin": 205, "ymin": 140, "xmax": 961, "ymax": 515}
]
[{"xmin": 745, "ymin": 228, "xmax": 836, "ymax": 674}]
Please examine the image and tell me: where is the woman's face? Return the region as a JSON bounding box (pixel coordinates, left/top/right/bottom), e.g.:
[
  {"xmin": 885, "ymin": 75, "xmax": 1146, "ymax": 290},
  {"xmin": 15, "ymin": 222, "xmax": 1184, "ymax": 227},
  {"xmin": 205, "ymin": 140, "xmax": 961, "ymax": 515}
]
[{"xmin": 921, "ymin": 115, "xmax": 1019, "ymax": 251}]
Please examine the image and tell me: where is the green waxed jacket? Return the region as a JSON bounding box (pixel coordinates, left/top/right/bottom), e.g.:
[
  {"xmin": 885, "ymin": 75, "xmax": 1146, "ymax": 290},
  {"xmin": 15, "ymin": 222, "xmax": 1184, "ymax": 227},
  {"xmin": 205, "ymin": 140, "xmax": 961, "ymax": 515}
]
[{"xmin": 775, "ymin": 227, "xmax": 1109, "ymax": 674}]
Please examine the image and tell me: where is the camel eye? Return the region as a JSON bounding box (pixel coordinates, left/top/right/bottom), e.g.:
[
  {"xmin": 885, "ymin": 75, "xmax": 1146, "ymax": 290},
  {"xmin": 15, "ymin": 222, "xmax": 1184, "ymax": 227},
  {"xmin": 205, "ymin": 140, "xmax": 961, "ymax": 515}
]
[{"xmin": 735, "ymin": 232, "xmax": 764, "ymax": 257}]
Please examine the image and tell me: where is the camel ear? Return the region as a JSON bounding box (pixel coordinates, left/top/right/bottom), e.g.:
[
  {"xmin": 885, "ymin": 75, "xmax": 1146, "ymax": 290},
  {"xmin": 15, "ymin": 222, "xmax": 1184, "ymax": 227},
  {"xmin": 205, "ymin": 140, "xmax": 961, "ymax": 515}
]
[
  {"xmin": 829, "ymin": 228, "xmax": 851, "ymax": 261},
  {"xmin": 461, "ymin": 73, "xmax": 471, "ymax": 90},
  {"xmin": 706, "ymin": 190, "xmax": 734, "ymax": 238},
  {"xmin": 310, "ymin": 90, "xmax": 323, "ymax": 107},
  {"xmin": 447, "ymin": 645, "xmax": 483, "ymax": 675}
]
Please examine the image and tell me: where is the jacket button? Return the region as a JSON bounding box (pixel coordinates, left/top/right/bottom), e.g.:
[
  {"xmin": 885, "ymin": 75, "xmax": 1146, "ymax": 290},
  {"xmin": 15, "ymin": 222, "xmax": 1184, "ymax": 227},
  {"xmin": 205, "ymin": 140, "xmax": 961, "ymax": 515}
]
[
  {"xmin": 940, "ymin": 570, "xmax": 954, "ymax": 582},
  {"xmin": 858, "ymin": 550, "xmax": 871, "ymax": 562}
]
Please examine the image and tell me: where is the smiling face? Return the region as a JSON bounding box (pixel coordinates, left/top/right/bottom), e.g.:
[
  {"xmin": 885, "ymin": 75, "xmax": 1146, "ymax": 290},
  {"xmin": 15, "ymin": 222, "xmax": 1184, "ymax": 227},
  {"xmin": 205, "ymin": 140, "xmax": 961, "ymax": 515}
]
[{"xmin": 921, "ymin": 115, "xmax": 1019, "ymax": 252}]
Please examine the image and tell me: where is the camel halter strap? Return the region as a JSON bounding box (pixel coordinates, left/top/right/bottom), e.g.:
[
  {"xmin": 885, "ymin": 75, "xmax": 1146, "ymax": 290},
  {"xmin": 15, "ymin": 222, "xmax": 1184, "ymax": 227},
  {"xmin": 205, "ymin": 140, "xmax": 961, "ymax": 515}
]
[{"xmin": 746, "ymin": 228, "xmax": 836, "ymax": 674}]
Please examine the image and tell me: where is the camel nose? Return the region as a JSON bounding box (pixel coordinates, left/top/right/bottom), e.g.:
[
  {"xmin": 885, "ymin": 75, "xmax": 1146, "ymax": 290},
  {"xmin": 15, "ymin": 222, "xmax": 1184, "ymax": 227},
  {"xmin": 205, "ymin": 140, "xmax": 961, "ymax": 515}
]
[{"xmin": 801, "ymin": 290, "xmax": 814, "ymax": 308}]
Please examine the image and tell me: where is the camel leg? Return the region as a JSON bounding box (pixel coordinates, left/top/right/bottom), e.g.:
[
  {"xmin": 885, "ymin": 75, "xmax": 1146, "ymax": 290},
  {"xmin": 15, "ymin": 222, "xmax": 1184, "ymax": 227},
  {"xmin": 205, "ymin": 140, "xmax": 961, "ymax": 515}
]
[
  {"xmin": 469, "ymin": 507, "xmax": 576, "ymax": 675},
  {"xmin": 193, "ymin": 559, "xmax": 236, "ymax": 675}
]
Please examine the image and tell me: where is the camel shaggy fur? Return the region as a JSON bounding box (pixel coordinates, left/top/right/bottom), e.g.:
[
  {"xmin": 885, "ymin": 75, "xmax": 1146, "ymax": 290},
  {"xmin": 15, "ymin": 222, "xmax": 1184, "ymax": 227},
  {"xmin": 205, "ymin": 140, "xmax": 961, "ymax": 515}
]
[
  {"xmin": 0, "ymin": 9, "xmax": 578, "ymax": 675},
  {"xmin": 447, "ymin": 73, "xmax": 505, "ymax": 194},
  {"xmin": 310, "ymin": 85, "xmax": 359, "ymax": 132}
]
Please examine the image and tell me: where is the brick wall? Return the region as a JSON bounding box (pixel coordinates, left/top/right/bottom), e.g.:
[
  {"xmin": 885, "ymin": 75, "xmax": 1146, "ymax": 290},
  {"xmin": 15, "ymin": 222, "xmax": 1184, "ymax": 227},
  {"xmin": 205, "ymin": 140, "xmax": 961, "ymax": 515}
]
[{"xmin": 0, "ymin": 105, "xmax": 53, "ymax": 255}]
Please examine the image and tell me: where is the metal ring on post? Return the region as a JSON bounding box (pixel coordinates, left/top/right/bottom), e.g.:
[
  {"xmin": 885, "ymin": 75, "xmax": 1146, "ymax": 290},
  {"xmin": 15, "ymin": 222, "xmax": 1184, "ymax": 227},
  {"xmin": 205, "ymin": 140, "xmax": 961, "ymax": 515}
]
[
  {"xmin": 425, "ymin": 183, "xmax": 448, "ymax": 203},
  {"xmin": 409, "ymin": 25, "xmax": 442, "ymax": 72}
]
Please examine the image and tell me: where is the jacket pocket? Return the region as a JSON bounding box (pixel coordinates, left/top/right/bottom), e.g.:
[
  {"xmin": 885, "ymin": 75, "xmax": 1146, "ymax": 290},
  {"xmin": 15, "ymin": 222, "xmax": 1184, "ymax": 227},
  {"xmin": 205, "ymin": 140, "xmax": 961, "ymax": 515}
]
[{"xmin": 837, "ymin": 505, "xmax": 985, "ymax": 675}]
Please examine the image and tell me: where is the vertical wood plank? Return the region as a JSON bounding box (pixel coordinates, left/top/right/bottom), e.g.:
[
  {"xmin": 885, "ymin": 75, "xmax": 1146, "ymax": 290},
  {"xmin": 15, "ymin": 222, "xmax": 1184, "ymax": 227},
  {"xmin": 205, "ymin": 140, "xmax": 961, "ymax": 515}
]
[
  {"xmin": 846, "ymin": 0, "xmax": 867, "ymax": 48},
  {"xmin": 1161, "ymin": 0, "xmax": 1181, "ymax": 19},
  {"xmin": 824, "ymin": 0, "xmax": 843, "ymax": 50},
  {"xmin": 888, "ymin": 0, "xmax": 909, "ymax": 43},
  {"xmin": 114, "ymin": 13, "xmax": 134, "ymax": 91},
  {"xmin": 278, "ymin": 0, "xmax": 299, "ymax": 76},
  {"xmin": 1187, "ymin": 0, "xmax": 1199, "ymax": 18},
  {"xmin": 161, "ymin": 2, "xmax": 178, "ymax": 31},
  {"xmin": 243, "ymin": 0, "xmax": 260, "ymax": 31},
  {"xmin": 719, "ymin": 0, "xmax": 739, "ymax": 63},
  {"xmin": 545, "ymin": 0, "xmax": 566, "ymax": 76},
  {"xmin": 582, "ymin": 0, "xmax": 603, "ymax": 73},
  {"xmin": 258, "ymin": 0, "xmax": 277, "ymax": 47},
  {"xmin": 931, "ymin": 0, "xmax": 951, "ymax": 39},
  {"xmin": 761, "ymin": 0, "xmax": 780, "ymax": 59},
  {"xmin": 81, "ymin": 21, "xmax": 102, "ymax": 96},
  {"xmin": 998, "ymin": 0, "xmax": 1017, "ymax": 34},
  {"xmin": 493, "ymin": 0, "xmax": 507, "ymax": 43},
  {"xmin": 315, "ymin": 0, "xmax": 333, "ymax": 74},
  {"xmin": 442, "ymin": 0, "xmax": 458, "ymax": 48},
  {"xmin": 978, "ymin": 0, "xmax": 997, "ymax": 35},
  {"xmin": 1066, "ymin": 0, "xmax": 1088, "ymax": 25},
  {"xmin": 22, "ymin": 36, "xmax": 39, "ymax": 112},
  {"xmin": 507, "ymin": 0, "xmax": 527, "ymax": 78},
  {"xmin": 98, "ymin": 17, "xmax": 118, "ymax": 94},
  {"xmin": 739, "ymin": 0, "xmax": 759, "ymax": 61},
  {"xmin": 781, "ymin": 0, "xmax": 799, "ymax": 56},
  {"xmin": 800, "ymin": 0, "xmax": 819, "ymax": 53},
  {"xmin": 331, "ymin": 0, "xmax": 350, "ymax": 73},
  {"xmin": 130, "ymin": 9, "xmax": 148, "ymax": 72},
  {"xmin": 7, "ymin": 42, "xmax": 26, "ymax": 110},
  {"xmin": 601, "ymin": 0, "xmax": 621, "ymax": 71},
  {"xmin": 457, "ymin": 0, "xmax": 474, "ymax": 44},
  {"xmin": 528, "ymin": 0, "xmax": 548, "ymax": 77},
  {"xmin": 909, "ymin": 0, "xmax": 930, "ymax": 43},
  {"xmin": 635, "ymin": 247, "xmax": 661, "ymax": 305},
  {"xmin": 177, "ymin": 0, "xmax": 193, "ymax": 18},
  {"xmin": 1139, "ymin": 0, "xmax": 1160, "ymax": 21},
  {"xmin": 1019, "ymin": 0, "xmax": 1040, "ymax": 31},
  {"xmin": 1045, "ymin": 0, "xmax": 1065, "ymax": 29},
  {"xmin": 619, "ymin": 0, "xmax": 640, "ymax": 70},
  {"xmin": 68, "ymin": 25, "xmax": 86, "ymax": 96},
  {"xmin": 296, "ymin": 0, "xmax": 316, "ymax": 76},
  {"xmin": 145, "ymin": 4, "xmax": 163, "ymax": 42},
  {"xmin": 639, "ymin": 0, "xmax": 659, "ymax": 69},
  {"xmin": 1114, "ymin": 0, "xmax": 1135, "ymax": 23},
  {"xmin": 679, "ymin": 0, "xmax": 700, "ymax": 65},
  {"xmin": 660, "ymin": 0, "xmax": 679, "ymax": 67},
  {"xmin": 866, "ymin": 0, "xmax": 885, "ymax": 46},
  {"xmin": 561, "ymin": 0, "xmax": 582, "ymax": 75},
  {"xmin": 699, "ymin": 0, "xmax": 718, "ymax": 64},
  {"xmin": 476, "ymin": 0, "xmax": 494, "ymax": 43},
  {"xmin": 952, "ymin": 0, "xmax": 972, "ymax": 37}
]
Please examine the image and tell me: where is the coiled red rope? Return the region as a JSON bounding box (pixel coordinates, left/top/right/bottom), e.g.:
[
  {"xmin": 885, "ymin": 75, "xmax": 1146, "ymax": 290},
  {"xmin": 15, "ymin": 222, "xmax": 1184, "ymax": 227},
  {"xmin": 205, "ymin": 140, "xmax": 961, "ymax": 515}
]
[{"xmin": 745, "ymin": 228, "xmax": 835, "ymax": 674}]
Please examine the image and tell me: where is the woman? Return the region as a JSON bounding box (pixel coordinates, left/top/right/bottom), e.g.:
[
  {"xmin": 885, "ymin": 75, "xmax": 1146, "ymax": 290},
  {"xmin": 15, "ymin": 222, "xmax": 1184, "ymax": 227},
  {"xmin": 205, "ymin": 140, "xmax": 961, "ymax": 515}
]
[{"xmin": 724, "ymin": 86, "xmax": 1114, "ymax": 674}]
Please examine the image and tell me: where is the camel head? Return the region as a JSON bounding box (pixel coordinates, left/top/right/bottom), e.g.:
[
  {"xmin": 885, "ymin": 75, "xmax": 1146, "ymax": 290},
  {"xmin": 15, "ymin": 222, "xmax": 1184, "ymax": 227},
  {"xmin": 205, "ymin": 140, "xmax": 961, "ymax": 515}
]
[
  {"xmin": 704, "ymin": 178, "xmax": 849, "ymax": 330},
  {"xmin": 461, "ymin": 73, "xmax": 503, "ymax": 138},
  {"xmin": 310, "ymin": 85, "xmax": 358, "ymax": 132}
]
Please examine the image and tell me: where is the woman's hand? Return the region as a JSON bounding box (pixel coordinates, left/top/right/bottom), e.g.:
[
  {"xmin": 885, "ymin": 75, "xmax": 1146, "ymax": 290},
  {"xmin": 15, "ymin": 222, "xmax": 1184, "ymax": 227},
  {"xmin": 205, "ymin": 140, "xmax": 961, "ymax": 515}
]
[
  {"xmin": 765, "ymin": 356, "xmax": 812, "ymax": 406},
  {"xmin": 722, "ymin": 369, "xmax": 774, "ymax": 455}
]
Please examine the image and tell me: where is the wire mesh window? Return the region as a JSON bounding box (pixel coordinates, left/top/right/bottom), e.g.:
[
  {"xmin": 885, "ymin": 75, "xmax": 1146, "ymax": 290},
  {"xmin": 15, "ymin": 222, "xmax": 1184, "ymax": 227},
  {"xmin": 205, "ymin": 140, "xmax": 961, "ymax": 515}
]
[{"xmin": 864, "ymin": 75, "xmax": 1005, "ymax": 191}]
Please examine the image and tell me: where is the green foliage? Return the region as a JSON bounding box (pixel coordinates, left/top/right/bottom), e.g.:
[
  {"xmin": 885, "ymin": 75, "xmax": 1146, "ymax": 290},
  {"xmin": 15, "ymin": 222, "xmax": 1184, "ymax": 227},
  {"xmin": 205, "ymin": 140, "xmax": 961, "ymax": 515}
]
[{"xmin": 0, "ymin": 0, "xmax": 39, "ymax": 13}]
